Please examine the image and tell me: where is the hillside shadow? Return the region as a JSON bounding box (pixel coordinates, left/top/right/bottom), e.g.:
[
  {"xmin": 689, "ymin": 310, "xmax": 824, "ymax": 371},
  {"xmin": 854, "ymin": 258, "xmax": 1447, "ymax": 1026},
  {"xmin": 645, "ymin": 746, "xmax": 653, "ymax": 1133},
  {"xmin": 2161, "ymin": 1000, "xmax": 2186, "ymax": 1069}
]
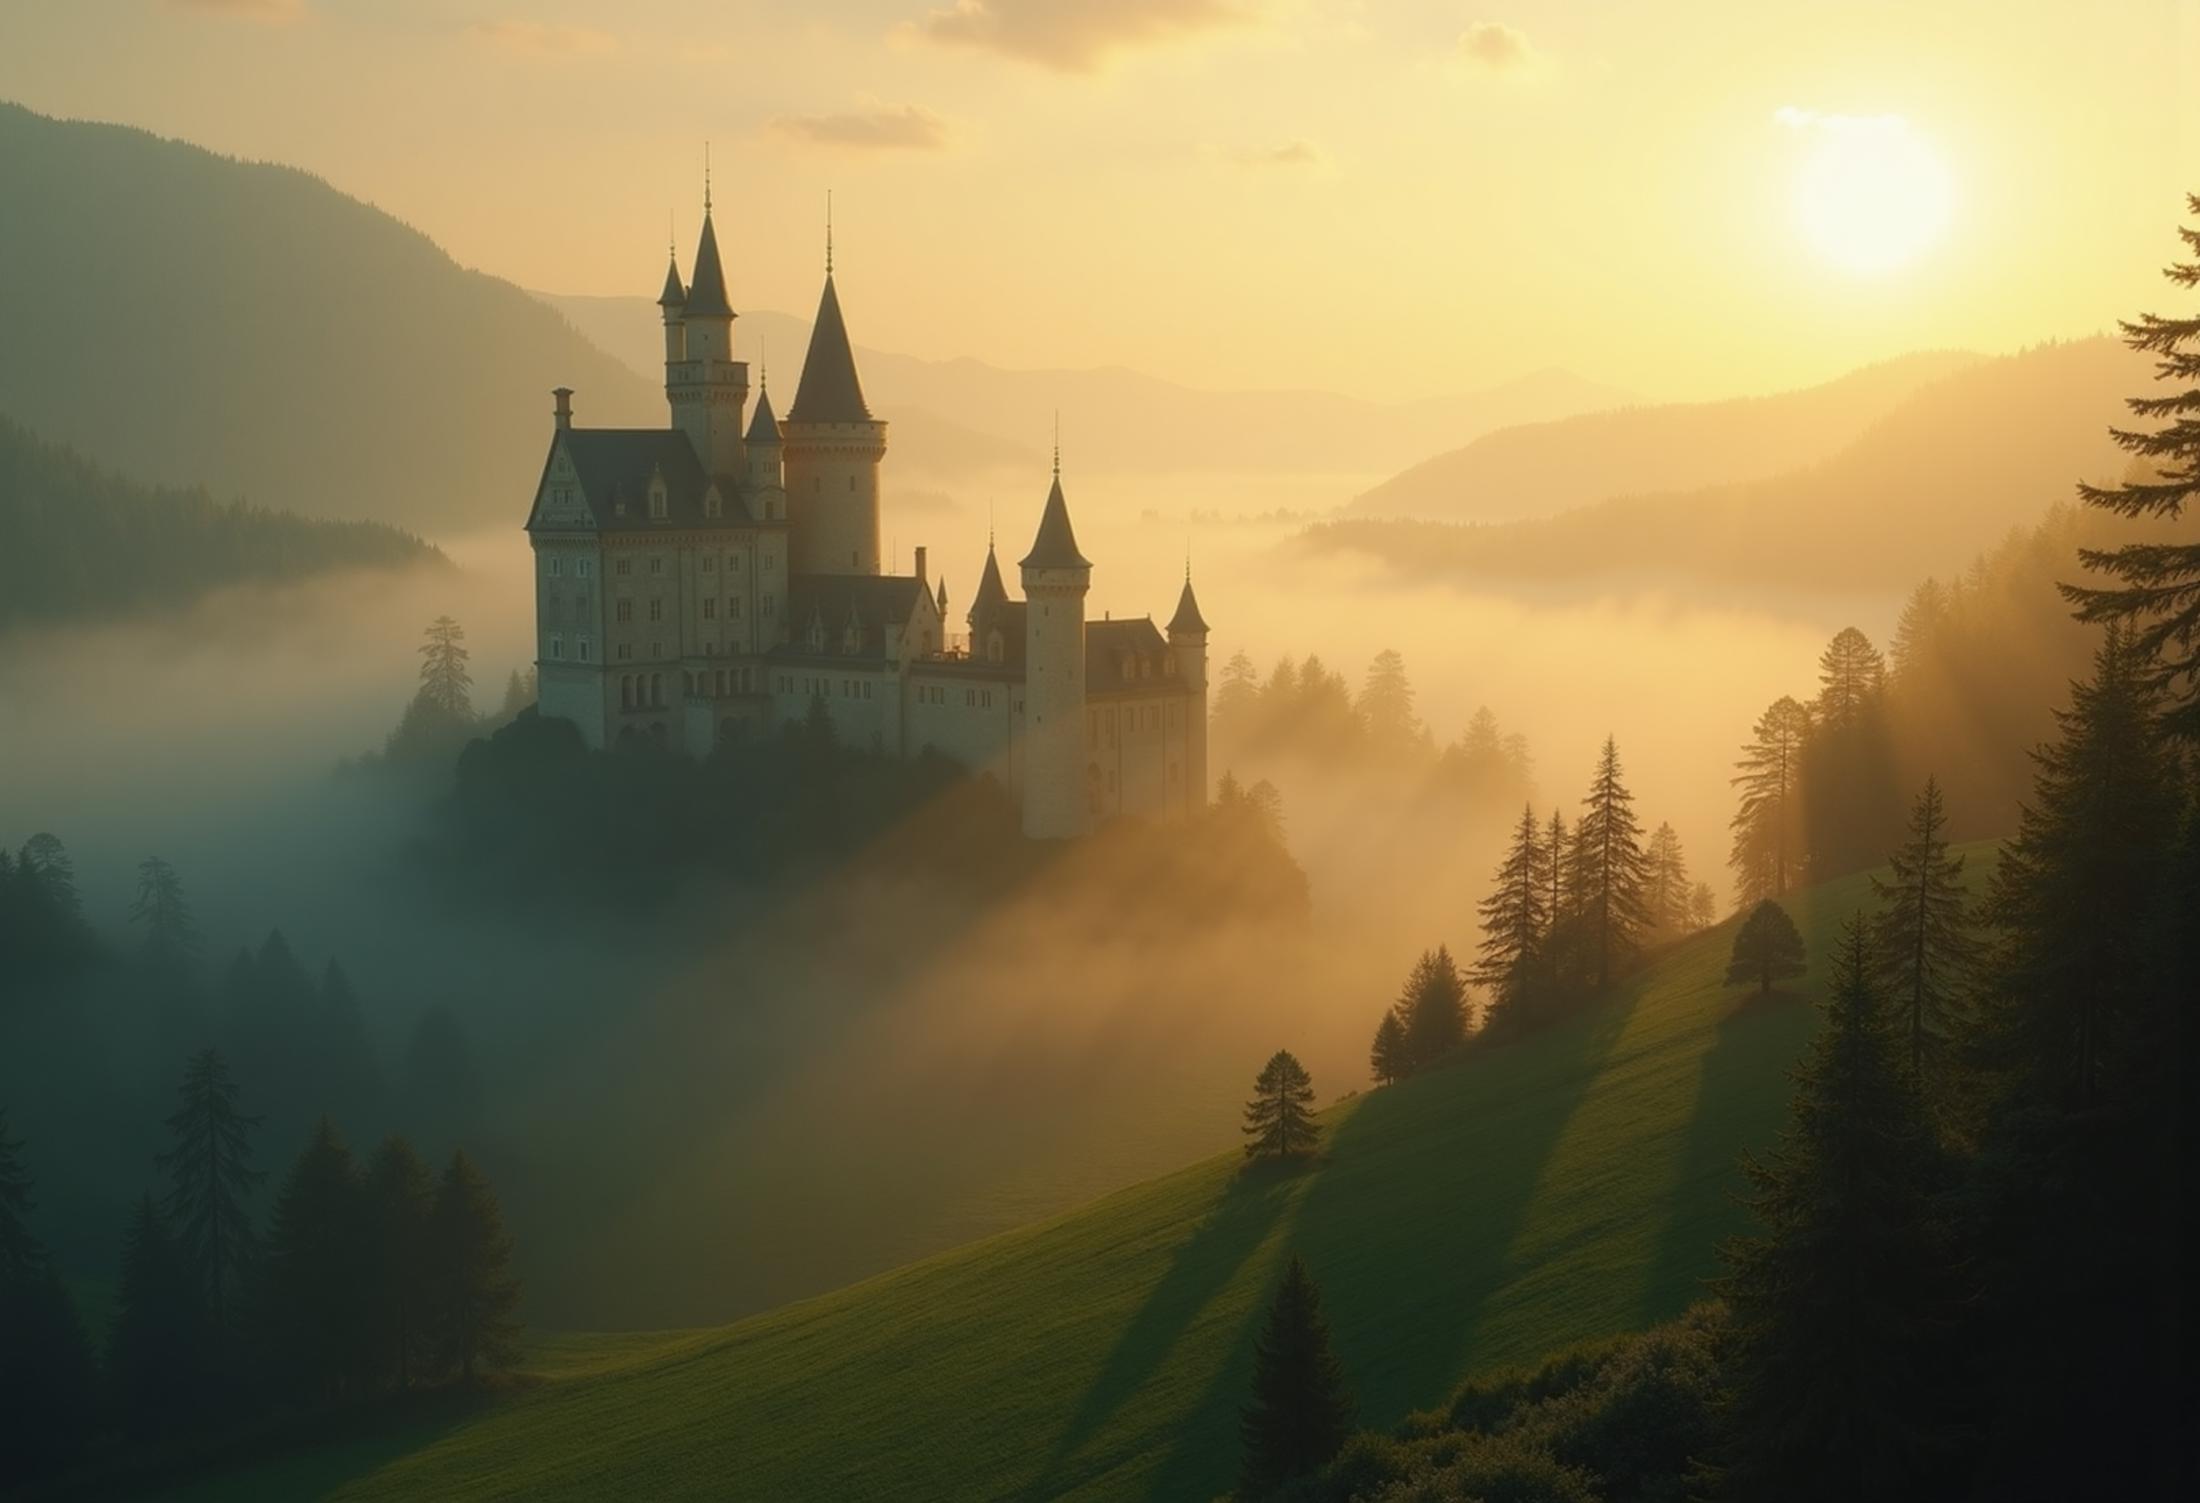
[
  {"xmin": 1132, "ymin": 983, "xmax": 1647, "ymax": 1500},
  {"xmin": 1633, "ymin": 983, "xmax": 1815, "ymax": 1326},
  {"xmin": 1021, "ymin": 1156, "xmax": 1313, "ymax": 1500}
]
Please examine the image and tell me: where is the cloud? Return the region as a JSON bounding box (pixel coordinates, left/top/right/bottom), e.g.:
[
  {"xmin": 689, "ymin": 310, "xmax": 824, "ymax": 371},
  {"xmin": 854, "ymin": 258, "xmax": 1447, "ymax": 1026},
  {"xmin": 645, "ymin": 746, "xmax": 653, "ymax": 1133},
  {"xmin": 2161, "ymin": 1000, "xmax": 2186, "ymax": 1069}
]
[
  {"xmin": 1458, "ymin": 20, "xmax": 1533, "ymax": 70},
  {"xmin": 772, "ymin": 106, "xmax": 951, "ymax": 153},
  {"xmin": 912, "ymin": 0, "xmax": 1250, "ymax": 73},
  {"xmin": 1227, "ymin": 140, "xmax": 1320, "ymax": 169},
  {"xmin": 162, "ymin": 0, "xmax": 306, "ymax": 21},
  {"xmin": 467, "ymin": 20, "xmax": 619, "ymax": 60}
]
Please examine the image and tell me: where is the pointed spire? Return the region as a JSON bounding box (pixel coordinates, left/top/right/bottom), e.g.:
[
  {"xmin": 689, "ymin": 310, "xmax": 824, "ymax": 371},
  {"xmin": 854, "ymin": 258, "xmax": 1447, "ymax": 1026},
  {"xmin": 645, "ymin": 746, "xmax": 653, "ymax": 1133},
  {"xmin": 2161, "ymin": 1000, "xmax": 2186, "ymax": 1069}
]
[
  {"xmin": 1169, "ymin": 571, "xmax": 1210, "ymax": 635},
  {"xmin": 657, "ymin": 244, "xmax": 686, "ymax": 308},
  {"xmin": 787, "ymin": 264, "xmax": 871, "ymax": 423},
  {"xmin": 1020, "ymin": 456, "xmax": 1090, "ymax": 572},
  {"xmin": 745, "ymin": 380, "xmax": 781, "ymax": 445},
  {"xmin": 972, "ymin": 536, "xmax": 1008, "ymax": 617},
  {"xmin": 825, "ymin": 189, "xmax": 834, "ymax": 275},
  {"xmin": 684, "ymin": 160, "xmax": 733, "ymax": 320}
]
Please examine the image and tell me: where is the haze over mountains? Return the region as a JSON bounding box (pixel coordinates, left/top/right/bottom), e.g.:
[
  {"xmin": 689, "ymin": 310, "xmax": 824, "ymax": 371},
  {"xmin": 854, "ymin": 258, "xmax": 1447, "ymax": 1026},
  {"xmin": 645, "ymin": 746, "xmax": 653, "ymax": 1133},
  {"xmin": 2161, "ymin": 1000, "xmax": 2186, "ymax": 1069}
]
[
  {"xmin": 1307, "ymin": 337, "xmax": 2151, "ymax": 594},
  {"xmin": 1350, "ymin": 350, "xmax": 1984, "ymax": 522}
]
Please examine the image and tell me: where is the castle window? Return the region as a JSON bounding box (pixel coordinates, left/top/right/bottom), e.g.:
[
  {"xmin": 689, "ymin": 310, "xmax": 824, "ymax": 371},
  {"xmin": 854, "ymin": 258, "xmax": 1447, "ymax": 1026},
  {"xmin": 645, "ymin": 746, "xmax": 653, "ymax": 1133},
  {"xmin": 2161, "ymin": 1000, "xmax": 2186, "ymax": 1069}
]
[
  {"xmin": 703, "ymin": 599, "xmax": 717, "ymax": 620},
  {"xmin": 730, "ymin": 596, "xmax": 741, "ymax": 617},
  {"xmin": 617, "ymin": 600, "xmax": 632, "ymax": 623},
  {"xmin": 649, "ymin": 486, "xmax": 667, "ymax": 520},
  {"xmin": 649, "ymin": 598, "xmax": 664, "ymax": 623},
  {"xmin": 618, "ymin": 644, "xmax": 632, "ymax": 661},
  {"xmin": 703, "ymin": 557, "xmax": 715, "ymax": 573},
  {"xmin": 762, "ymin": 594, "xmax": 774, "ymax": 614},
  {"xmin": 578, "ymin": 638, "xmax": 592, "ymax": 663},
  {"xmin": 549, "ymin": 557, "xmax": 563, "ymax": 578},
  {"xmin": 617, "ymin": 558, "xmax": 632, "ymax": 577},
  {"xmin": 650, "ymin": 557, "xmax": 664, "ymax": 576},
  {"xmin": 549, "ymin": 635, "xmax": 564, "ymax": 660},
  {"xmin": 577, "ymin": 559, "xmax": 591, "ymax": 579}
]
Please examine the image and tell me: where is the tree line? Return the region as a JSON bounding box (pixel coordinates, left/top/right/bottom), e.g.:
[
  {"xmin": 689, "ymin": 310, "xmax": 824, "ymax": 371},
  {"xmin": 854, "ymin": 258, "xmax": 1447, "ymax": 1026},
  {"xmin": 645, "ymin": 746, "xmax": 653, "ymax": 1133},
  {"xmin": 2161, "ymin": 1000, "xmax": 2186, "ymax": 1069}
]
[
  {"xmin": 1230, "ymin": 192, "xmax": 2200, "ymax": 1501},
  {"xmin": 2, "ymin": 1048, "xmax": 520, "ymax": 1488}
]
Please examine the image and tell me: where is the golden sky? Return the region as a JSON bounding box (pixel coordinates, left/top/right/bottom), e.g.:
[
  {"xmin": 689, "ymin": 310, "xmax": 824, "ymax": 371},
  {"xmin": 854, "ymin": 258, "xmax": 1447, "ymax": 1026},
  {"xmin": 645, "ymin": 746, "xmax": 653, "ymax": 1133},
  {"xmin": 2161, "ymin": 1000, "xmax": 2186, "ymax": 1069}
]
[{"xmin": 3, "ymin": 0, "xmax": 2194, "ymax": 400}]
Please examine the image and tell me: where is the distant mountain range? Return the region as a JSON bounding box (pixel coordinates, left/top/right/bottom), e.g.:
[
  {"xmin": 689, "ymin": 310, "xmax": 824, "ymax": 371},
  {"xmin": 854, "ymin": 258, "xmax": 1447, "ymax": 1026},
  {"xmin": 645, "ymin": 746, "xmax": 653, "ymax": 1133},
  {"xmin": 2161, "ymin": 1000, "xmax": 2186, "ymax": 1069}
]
[
  {"xmin": 1349, "ymin": 350, "xmax": 1985, "ymax": 522},
  {"xmin": 0, "ymin": 411, "xmax": 439, "ymax": 634},
  {"xmin": 539, "ymin": 292, "xmax": 1633, "ymax": 486},
  {"xmin": 1304, "ymin": 338, "xmax": 2153, "ymax": 594}
]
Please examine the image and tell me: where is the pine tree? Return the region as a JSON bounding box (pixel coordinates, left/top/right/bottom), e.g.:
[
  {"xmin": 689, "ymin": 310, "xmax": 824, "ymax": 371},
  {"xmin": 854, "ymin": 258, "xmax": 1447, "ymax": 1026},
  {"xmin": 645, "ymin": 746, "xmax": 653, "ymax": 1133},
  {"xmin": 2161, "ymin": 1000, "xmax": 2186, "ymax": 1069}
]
[
  {"xmin": 157, "ymin": 1048, "xmax": 263, "ymax": 1336},
  {"xmin": 1242, "ymin": 1050, "xmax": 1320, "ymax": 1159},
  {"xmin": 1643, "ymin": 821, "xmax": 1690, "ymax": 939},
  {"xmin": 1815, "ymin": 627, "xmax": 1888, "ymax": 729},
  {"xmin": 1577, "ymin": 737, "xmax": 1653, "ymax": 989},
  {"xmin": 1869, "ymin": 777, "xmax": 1979, "ymax": 1083},
  {"xmin": 18, "ymin": 833, "xmax": 78, "ymax": 918},
  {"xmin": 1238, "ymin": 1255, "xmax": 1354, "ymax": 1499},
  {"xmin": 1471, "ymin": 805, "xmax": 1549, "ymax": 997},
  {"xmin": 1368, "ymin": 1011, "xmax": 1407, "ymax": 1087},
  {"xmin": 107, "ymin": 1193, "xmax": 207, "ymax": 1438},
  {"xmin": 1803, "ymin": 629, "xmax": 1899, "ymax": 882},
  {"xmin": 1397, "ymin": 947, "xmax": 1470, "ymax": 1069},
  {"xmin": 2065, "ymin": 193, "xmax": 2200, "ymax": 741},
  {"xmin": 262, "ymin": 1118, "xmax": 376, "ymax": 1398},
  {"xmin": 1544, "ymin": 809, "xmax": 1569, "ymax": 923},
  {"xmin": 1889, "ymin": 577, "xmax": 1949, "ymax": 680},
  {"xmin": 418, "ymin": 615, "xmax": 474, "ymax": 718},
  {"xmin": 1356, "ymin": 648, "xmax": 1422, "ymax": 754},
  {"xmin": 1730, "ymin": 696, "xmax": 1811, "ymax": 902},
  {"xmin": 367, "ymin": 1135, "xmax": 437, "ymax": 1389},
  {"xmin": 427, "ymin": 1151, "xmax": 522, "ymax": 1381},
  {"xmin": 1212, "ymin": 649, "xmax": 1261, "ymax": 741},
  {"xmin": 1714, "ymin": 921, "xmax": 1956, "ymax": 1499},
  {"xmin": 130, "ymin": 855, "xmax": 201, "ymax": 970},
  {"xmin": 1726, "ymin": 900, "xmax": 1807, "ymax": 998},
  {"xmin": 1687, "ymin": 881, "xmax": 1719, "ymax": 932},
  {"xmin": 0, "ymin": 1127, "xmax": 98, "ymax": 1479},
  {"xmin": 1981, "ymin": 627, "xmax": 2180, "ymax": 1109}
]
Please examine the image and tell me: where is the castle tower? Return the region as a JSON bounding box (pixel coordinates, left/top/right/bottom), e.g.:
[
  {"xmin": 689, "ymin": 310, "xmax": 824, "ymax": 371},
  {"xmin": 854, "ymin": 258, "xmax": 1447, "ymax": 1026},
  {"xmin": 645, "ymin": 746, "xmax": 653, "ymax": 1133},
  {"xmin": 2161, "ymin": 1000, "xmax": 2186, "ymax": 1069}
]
[
  {"xmin": 658, "ymin": 250, "xmax": 686, "ymax": 363},
  {"xmin": 1020, "ymin": 462, "xmax": 1091, "ymax": 839},
  {"xmin": 666, "ymin": 193, "xmax": 749, "ymax": 478},
  {"xmin": 744, "ymin": 373, "xmax": 783, "ymax": 495},
  {"xmin": 783, "ymin": 213, "xmax": 886, "ymax": 575},
  {"xmin": 1168, "ymin": 566, "xmax": 1211, "ymax": 811}
]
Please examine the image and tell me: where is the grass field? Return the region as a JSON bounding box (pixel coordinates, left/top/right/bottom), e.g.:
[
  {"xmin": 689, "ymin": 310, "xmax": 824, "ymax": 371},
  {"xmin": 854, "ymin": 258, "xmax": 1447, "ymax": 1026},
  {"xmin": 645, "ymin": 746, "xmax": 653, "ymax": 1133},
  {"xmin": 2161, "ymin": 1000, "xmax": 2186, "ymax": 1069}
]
[{"xmin": 168, "ymin": 861, "xmax": 1962, "ymax": 1502}]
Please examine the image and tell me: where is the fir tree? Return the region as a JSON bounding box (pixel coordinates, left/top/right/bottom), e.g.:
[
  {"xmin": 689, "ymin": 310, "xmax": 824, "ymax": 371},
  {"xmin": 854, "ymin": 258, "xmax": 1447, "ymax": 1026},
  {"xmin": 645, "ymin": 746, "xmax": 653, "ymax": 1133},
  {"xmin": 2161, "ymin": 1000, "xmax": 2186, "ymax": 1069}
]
[
  {"xmin": 1803, "ymin": 629, "xmax": 1899, "ymax": 882},
  {"xmin": 367, "ymin": 1134, "xmax": 437, "ymax": 1389},
  {"xmin": 1815, "ymin": 627, "xmax": 1888, "ymax": 728},
  {"xmin": 1471, "ymin": 805, "xmax": 1549, "ymax": 997},
  {"xmin": 1368, "ymin": 1011, "xmax": 1407, "ymax": 1087},
  {"xmin": 1397, "ymin": 947, "xmax": 1470, "ymax": 1069},
  {"xmin": 17, "ymin": 833, "xmax": 77, "ymax": 918},
  {"xmin": 1869, "ymin": 777, "xmax": 1979, "ymax": 1083},
  {"xmin": 0, "ymin": 1127, "xmax": 98, "ymax": 1480},
  {"xmin": 1576, "ymin": 737, "xmax": 1653, "ymax": 989},
  {"xmin": 1243, "ymin": 1050, "xmax": 1320, "ymax": 1159},
  {"xmin": 1212, "ymin": 649, "xmax": 1261, "ymax": 740},
  {"xmin": 1544, "ymin": 808, "xmax": 1569, "ymax": 923},
  {"xmin": 417, "ymin": 615, "xmax": 473, "ymax": 718},
  {"xmin": 427, "ymin": 1150, "xmax": 522, "ymax": 1381},
  {"xmin": 1238, "ymin": 1255, "xmax": 1354, "ymax": 1498},
  {"xmin": 130, "ymin": 855, "xmax": 201, "ymax": 970},
  {"xmin": 157, "ymin": 1048, "xmax": 264, "ymax": 1335},
  {"xmin": 1714, "ymin": 921, "xmax": 1956, "ymax": 1499},
  {"xmin": 107, "ymin": 1193, "xmax": 207, "ymax": 1438},
  {"xmin": 1729, "ymin": 696, "xmax": 1811, "ymax": 902},
  {"xmin": 262, "ymin": 1118, "xmax": 376, "ymax": 1398},
  {"xmin": 1356, "ymin": 648, "xmax": 1422, "ymax": 754},
  {"xmin": 1726, "ymin": 900, "xmax": 1807, "ymax": 998},
  {"xmin": 1889, "ymin": 577, "xmax": 1949, "ymax": 680},
  {"xmin": 1643, "ymin": 821, "xmax": 1690, "ymax": 939},
  {"xmin": 2065, "ymin": 193, "xmax": 2200, "ymax": 740},
  {"xmin": 1687, "ymin": 881, "xmax": 1719, "ymax": 933}
]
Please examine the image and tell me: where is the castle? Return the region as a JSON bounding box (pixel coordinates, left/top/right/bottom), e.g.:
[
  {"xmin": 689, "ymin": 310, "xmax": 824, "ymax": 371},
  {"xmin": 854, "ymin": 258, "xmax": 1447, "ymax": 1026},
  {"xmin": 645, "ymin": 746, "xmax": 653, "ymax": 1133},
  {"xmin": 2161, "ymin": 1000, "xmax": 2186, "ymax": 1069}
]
[{"xmin": 524, "ymin": 195, "xmax": 1210, "ymax": 838}]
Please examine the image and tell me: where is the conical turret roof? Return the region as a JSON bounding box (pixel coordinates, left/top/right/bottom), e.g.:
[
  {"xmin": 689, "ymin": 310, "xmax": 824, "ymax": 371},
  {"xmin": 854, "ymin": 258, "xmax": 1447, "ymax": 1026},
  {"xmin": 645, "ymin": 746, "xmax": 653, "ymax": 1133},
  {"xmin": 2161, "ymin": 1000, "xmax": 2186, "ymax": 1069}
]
[
  {"xmin": 1169, "ymin": 574, "xmax": 1210, "ymax": 634},
  {"xmin": 684, "ymin": 211, "xmax": 733, "ymax": 319},
  {"xmin": 657, "ymin": 253, "xmax": 686, "ymax": 308},
  {"xmin": 787, "ymin": 275, "xmax": 871, "ymax": 423},
  {"xmin": 971, "ymin": 541, "xmax": 1008, "ymax": 616},
  {"xmin": 745, "ymin": 381, "xmax": 781, "ymax": 444},
  {"xmin": 1020, "ymin": 475, "xmax": 1090, "ymax": 571}
]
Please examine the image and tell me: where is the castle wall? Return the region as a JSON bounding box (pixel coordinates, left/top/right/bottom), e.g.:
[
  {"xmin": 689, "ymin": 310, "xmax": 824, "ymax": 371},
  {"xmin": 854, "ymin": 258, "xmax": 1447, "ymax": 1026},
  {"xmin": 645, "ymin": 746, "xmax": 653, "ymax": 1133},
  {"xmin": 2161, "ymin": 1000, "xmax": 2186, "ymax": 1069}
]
[
  {"xmin": 907, "ymin": 672, "xmax": 1021, "ymax": 790},
  {"xmin": 1084, "ymin": 692, "xmax": 1193, "ymax": 821}
]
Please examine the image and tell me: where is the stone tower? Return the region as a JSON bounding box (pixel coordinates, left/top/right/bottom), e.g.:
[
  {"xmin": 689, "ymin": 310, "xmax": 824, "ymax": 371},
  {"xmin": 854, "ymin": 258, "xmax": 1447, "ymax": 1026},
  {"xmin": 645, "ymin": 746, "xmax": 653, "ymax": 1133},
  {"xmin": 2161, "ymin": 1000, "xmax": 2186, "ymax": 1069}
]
[
  {"xmin": 782, "ymin": 226, "xmax": 885, "ymax": 575},
  {"xmin": 1168, "ymin": 568, "xmax": 1210, "ymax": 811},
  {"xmin": 1020, "ymin": 467, "xmax": 1091, "ymax": 839},
  {"xmin": 665, "ymin": 200, "xmax": 748, "ymax": 478}
]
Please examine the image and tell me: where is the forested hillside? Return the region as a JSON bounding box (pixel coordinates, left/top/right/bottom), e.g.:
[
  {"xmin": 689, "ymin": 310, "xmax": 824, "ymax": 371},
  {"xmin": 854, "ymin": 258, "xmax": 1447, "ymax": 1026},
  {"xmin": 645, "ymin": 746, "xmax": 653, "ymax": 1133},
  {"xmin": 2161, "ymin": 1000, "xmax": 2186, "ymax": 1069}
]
[
  {"xmin": 0, "ymin": 412, "xmax": 439, "ymax": 633},
  {"xmin": 0, "ymin": 102, "xmax": 657, "ymax": 535},
  {"xmin": 1307, "ymin": 338, "xmax": 2147, "ymax": 592}
]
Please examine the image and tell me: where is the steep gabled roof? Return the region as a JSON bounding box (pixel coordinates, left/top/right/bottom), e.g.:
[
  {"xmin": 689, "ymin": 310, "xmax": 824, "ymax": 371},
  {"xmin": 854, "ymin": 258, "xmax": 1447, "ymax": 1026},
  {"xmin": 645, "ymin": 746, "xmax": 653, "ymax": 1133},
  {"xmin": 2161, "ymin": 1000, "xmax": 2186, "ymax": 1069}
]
[
  {"xmin": 1168, "ymin": 575, "xmax": 1210, "ymax": 635},
  {"xmin": 527, "ymin": 428, "xmax": 751, "ymax": 532},
  {"xmin": 777, "ymin": 573, "xmax": 933, "ymax": 661},
  {"xmin": 1019, "ymin": 475, "xmax": 1090, "ymax": 571},
  {"xmin": 1086, "ymin": 617, "xmax": 1184, "ymax": 698},
  {"xmin": 684, "ymin": 211, "xmax": 733, "ymax": 319},
  {"xmin": 786, "ymin": 275, "xmax": 871, "ymax": 423},
  {"xmin": 745, "ymin": 382, "xmax": 781, "ymax": 444}
]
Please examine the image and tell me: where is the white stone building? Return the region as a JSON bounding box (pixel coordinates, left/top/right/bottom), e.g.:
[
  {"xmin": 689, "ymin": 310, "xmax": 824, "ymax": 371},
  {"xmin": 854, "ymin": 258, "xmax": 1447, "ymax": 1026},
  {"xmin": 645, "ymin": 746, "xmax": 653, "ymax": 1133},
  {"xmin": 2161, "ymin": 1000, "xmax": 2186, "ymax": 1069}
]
[{"xmin": 523, "ymin": 197, "xmax": 1210, "ymax": 838}]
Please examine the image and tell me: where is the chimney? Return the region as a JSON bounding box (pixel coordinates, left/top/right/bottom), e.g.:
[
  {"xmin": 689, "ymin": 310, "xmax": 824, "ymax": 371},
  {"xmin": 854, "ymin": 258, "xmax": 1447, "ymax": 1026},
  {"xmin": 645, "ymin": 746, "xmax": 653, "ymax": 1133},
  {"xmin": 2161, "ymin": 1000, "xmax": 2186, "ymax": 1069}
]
[
  {"xmin": 553, "ymin": 387, "xmax": 574, "ymax": 431},
  {"xmin": 913, "ymin": 546, "xmax": 927, "ymax": 583}
]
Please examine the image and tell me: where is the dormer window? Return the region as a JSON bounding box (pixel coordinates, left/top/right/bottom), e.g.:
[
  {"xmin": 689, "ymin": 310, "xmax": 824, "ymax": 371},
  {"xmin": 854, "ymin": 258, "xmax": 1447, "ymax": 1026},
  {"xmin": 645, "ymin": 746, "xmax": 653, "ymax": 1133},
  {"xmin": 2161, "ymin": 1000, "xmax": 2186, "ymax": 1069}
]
[
  {"xmin": 987, "ymin": 630, "xmax": 1005, "ymax": 663},
  {"xmin": 649, "ymin": 483, "xmax": 667, "ymax": 520},
  {"xmin": 844, "ymin": 623, "xmax": 862, "ymax": 654}
]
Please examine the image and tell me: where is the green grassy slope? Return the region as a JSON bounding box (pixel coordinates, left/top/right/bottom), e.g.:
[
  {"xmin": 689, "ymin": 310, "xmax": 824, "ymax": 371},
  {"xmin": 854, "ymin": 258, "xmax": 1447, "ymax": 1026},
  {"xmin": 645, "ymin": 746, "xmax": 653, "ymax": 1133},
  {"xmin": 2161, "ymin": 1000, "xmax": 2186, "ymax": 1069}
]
[{"xmin": 175, "ymin": 861, "xmax": 1971, "ymax": 1502}]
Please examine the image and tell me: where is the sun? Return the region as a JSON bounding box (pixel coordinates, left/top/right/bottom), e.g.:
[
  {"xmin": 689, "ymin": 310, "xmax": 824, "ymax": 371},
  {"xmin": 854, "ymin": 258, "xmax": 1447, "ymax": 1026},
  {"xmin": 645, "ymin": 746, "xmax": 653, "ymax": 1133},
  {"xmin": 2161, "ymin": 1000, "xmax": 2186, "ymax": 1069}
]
[{"xmin": 1781, "ymin": 110, "xmax": 1954, "ymax": 276}]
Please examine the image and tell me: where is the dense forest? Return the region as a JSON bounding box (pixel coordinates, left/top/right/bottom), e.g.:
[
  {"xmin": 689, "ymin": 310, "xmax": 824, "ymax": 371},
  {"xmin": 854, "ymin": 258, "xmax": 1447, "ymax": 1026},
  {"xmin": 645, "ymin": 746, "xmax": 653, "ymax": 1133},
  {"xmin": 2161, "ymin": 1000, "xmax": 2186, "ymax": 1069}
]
[{"xmin": 0, "ymin": 412, "xmax": 440, "ymax": 633}]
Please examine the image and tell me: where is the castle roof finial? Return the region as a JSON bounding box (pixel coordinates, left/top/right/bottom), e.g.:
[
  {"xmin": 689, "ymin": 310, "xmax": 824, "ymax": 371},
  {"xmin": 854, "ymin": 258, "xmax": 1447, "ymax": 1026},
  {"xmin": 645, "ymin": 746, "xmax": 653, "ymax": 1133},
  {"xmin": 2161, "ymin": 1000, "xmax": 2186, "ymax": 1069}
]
[
  {"xmin": 704, "ymin": 141, "xmax": 713, "ymax": 214},
  {"xmin": 825, "ymin": 189, "xmax": 834, "ymax": 275},
  {"xmin": 1052, "ymin": 410, "xmax": 1060, "ymax": 481}
]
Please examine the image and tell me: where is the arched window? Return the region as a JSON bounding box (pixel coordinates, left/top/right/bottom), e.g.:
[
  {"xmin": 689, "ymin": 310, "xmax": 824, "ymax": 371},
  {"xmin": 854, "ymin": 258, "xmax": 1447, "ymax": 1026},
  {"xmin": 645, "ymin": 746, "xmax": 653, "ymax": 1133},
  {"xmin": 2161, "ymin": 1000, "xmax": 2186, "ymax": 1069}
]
[{"xmin": 651, "ymin": 673, "xmax": 663, "ymax": 707}]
